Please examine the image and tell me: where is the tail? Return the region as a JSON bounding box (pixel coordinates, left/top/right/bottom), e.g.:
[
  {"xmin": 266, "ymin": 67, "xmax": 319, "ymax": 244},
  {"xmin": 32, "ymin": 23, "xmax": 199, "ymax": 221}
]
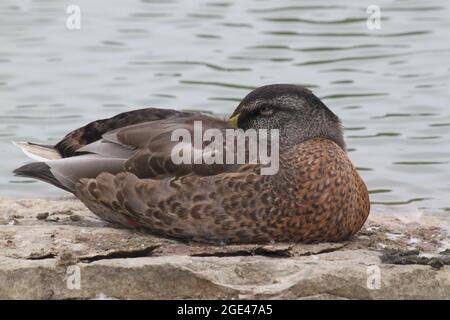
[
  {"xmin": 13, "ymin": 162, "xmax": 72, "ymax": 192},
  {"xmin": 12, "ymin": 141, "xmax": 61, "ymax": 161},
  {"xmin": 13, "ymin": 140, "xmax": 127, "ymax": 193},
  {"xmin": 13, "ymin": 155, "xmax": 126, "ymax": 193}
]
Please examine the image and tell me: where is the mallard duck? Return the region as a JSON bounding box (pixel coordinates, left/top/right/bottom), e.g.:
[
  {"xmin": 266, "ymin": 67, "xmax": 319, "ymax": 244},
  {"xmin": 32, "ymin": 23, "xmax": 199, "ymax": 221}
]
[{"xmin": 13, "ymin": 84, "xmax": 370, "ymax": 243}]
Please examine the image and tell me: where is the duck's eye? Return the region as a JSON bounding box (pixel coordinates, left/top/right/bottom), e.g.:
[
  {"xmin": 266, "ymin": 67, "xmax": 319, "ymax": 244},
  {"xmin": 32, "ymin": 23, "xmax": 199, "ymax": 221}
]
[{"xmin": 259, "ymin": 105, "xmax": 274, "ymax": 117}]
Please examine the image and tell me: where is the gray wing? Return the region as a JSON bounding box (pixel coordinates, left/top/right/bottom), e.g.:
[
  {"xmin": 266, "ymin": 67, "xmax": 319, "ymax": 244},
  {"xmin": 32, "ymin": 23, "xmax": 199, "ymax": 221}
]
[
  {"xmin": 55, "ymin": 107, "xmax": 192, "ymax": 157},
  {"xmin": 85, "ymin": 113, "xmax": 233, "ymax": 178},
  {"xmin": 14, "ymin": 109, "xmax": 241, "ymax": 191}
]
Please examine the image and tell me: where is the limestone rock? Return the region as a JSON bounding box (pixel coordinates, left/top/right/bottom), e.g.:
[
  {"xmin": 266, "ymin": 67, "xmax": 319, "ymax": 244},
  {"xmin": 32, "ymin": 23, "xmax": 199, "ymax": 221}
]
[{"xmin": 0, "ymin": 197, "xmax": 449, "ymax": 299}]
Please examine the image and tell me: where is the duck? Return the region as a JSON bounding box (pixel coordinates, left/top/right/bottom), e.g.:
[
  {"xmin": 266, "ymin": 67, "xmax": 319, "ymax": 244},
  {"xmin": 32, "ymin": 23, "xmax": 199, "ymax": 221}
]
[{"xmin": 13, "ymin": 84, "xmax": 370, "ymax": 243}]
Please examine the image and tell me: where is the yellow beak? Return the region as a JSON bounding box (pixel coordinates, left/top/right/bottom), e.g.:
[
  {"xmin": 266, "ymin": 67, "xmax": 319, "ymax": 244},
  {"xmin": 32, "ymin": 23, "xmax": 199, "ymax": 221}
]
[{"xmin": 228, "ymin": 114, "xmax": 240, "ymax": 129}]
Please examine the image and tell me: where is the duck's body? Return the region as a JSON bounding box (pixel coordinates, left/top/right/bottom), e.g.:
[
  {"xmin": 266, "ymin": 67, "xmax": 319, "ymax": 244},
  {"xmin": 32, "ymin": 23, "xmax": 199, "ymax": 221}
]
[
  {"xmin": 14, "ymin": 84, "xmax": 370, "ymax": 243},
  {"xmin": 76, "ymin": 138, "xmax": 368, "ymax": 243}
]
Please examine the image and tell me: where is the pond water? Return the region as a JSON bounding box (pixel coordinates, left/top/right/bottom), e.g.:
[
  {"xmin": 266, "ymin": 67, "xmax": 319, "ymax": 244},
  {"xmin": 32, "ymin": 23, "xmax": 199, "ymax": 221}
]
[{"xmin": 1, "ymin": 0, "xmax": 449, "ymax": 221}]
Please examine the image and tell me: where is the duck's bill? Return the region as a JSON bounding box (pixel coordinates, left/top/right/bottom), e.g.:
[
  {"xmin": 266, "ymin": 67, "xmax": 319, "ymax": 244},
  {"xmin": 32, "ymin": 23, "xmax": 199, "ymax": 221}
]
[{"xmin": 228, "ymin": 113, "xmax": 240, "ymax": 128}]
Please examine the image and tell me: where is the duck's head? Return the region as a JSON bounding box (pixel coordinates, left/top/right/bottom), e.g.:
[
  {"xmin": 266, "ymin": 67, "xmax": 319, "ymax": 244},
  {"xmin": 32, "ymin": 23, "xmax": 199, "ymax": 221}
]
[{"xmin": 228, "ymin": 84, "xmax": 345, "ymax": 150}]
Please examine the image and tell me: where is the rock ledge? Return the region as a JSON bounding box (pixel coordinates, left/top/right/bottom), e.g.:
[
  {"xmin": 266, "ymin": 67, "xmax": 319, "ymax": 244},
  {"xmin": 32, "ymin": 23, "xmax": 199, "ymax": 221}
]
[{"xmin": 0, "ymin": 197, "xmax": 449, "ymax": 299}]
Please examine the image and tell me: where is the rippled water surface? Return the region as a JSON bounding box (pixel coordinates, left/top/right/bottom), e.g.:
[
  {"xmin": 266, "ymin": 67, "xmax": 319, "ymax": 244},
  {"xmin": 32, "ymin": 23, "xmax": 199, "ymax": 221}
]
[{"xmin": 1, "ymin": 0, "xmax": 449, "ymax": 220}]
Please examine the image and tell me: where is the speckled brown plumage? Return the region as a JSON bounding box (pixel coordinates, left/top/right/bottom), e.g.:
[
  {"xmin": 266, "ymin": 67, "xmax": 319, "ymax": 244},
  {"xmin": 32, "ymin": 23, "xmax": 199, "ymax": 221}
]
[
  {"xmin": 74, "ymin": 138, "xmax": 369, "ymax": 243},
  {"xmin": 14, "ymin": 84, "xmax": 370, "ymax": 244}
]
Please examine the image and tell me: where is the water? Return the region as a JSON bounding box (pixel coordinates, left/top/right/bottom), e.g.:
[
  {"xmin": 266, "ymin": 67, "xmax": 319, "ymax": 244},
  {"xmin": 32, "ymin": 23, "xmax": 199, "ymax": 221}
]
[{"xmin": 1, "ymin": 0, "xmax": 449, "ymax": 221}]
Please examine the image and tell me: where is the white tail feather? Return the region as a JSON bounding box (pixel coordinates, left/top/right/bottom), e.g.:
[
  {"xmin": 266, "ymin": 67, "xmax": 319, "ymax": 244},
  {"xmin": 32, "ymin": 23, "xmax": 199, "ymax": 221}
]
[{"xmin": 12, "ymin": 141, "xmax": 62, "ymax": 161}]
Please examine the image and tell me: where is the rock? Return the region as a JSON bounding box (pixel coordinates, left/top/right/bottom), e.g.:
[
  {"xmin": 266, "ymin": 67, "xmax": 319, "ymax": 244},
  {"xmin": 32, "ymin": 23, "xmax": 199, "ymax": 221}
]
[
  {"xmin": 0, "ymin": 196, "xmax": 449, "ymax": 299},
  {"xmin": 69, "ymin": 214, "xmax": 82, "ymax": 222},
  {"xmin": 381, "ymin": 249, "xmax": 450, "ymax": 269},
  {"xmin": 36, "ymin": 212, "xmax": 49, "ymax": 220}
]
